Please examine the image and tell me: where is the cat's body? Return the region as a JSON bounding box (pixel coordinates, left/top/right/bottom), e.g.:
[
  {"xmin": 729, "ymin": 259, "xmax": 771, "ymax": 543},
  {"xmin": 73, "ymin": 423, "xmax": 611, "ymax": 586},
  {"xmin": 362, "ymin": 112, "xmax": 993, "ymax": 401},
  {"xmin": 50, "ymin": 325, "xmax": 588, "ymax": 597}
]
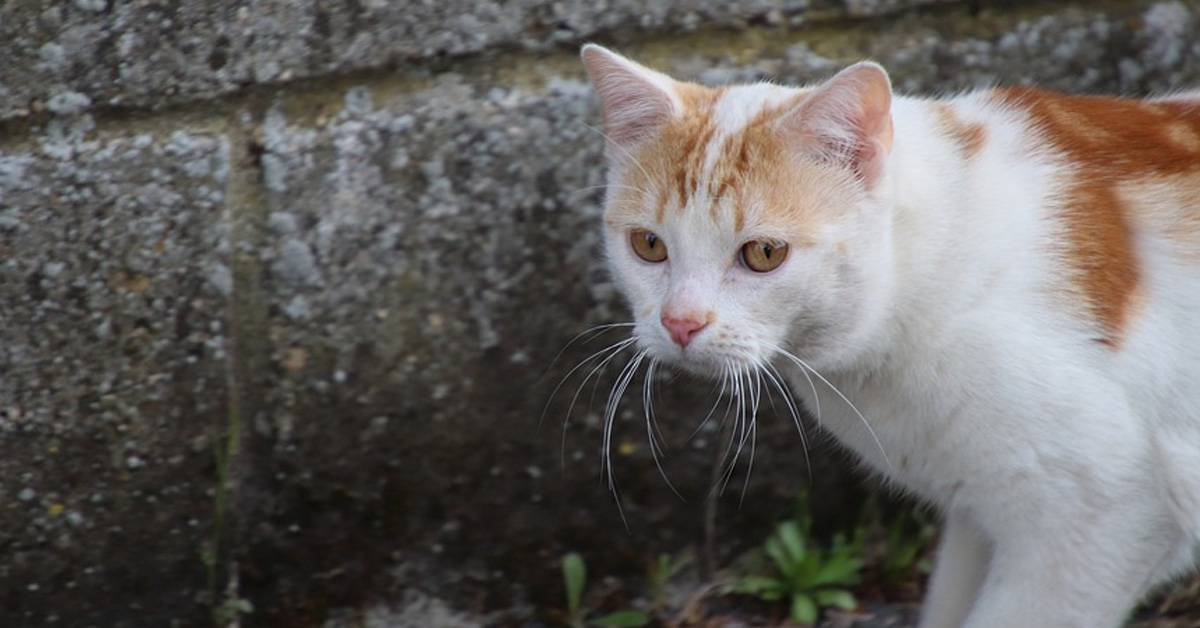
[{"xmin": 581, "ymin": 45, "xmax": 1200, "ymax": 628}]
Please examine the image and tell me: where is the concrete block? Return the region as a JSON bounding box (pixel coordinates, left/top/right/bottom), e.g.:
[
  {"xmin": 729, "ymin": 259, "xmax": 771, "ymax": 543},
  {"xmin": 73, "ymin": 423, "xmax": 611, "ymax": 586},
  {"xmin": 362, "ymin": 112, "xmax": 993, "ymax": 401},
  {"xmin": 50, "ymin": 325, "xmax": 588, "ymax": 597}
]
[{"xmin": 0, "ymin": 117, "xmax": 231, "ymax": 624}]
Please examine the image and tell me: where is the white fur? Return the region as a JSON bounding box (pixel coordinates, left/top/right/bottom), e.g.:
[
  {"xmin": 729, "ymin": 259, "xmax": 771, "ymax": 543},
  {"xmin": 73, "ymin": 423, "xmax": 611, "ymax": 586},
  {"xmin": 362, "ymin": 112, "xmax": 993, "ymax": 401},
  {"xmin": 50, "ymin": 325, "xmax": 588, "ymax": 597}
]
[{"xmin": 584, "ymin": 46, "xmax": 1200, "ymax": 628}]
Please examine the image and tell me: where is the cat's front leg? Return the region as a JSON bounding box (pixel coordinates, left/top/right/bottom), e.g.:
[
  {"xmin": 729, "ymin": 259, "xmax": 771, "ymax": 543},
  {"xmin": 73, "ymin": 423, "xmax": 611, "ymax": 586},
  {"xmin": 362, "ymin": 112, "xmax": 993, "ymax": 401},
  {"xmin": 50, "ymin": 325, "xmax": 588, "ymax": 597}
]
[
  {"xmin": 959, "ymin": 516, "xmax": 1170, "ymax": 628},
  {"xmin": 917, "ymin": 512, "xmax": 989, "ymax": 628}
]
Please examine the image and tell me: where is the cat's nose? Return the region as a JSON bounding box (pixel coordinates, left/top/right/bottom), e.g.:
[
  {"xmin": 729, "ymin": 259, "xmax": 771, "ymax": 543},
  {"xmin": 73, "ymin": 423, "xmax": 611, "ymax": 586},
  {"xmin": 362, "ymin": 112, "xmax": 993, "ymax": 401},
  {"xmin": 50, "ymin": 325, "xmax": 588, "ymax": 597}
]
[{"xmin": 661, "ymin": 313, "xmax": 709, "ymax": 348}]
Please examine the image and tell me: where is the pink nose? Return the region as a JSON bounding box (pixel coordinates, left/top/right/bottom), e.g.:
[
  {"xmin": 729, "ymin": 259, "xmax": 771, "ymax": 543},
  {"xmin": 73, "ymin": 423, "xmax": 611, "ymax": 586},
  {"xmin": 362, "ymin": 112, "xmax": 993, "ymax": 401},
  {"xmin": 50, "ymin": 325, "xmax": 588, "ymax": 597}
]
[{"xmin": 661, "ymin": 314, "xmax": 709, "ymax": 348}]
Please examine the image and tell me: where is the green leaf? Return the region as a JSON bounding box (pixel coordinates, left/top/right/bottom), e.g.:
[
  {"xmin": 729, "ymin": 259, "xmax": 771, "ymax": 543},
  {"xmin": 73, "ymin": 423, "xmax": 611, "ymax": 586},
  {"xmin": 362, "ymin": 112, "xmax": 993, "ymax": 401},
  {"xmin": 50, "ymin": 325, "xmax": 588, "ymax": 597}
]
[
  {"xmin": 812, "ymin": 556, "xmax": 863, "ymax": 587},
  {"xmin": 777, "ymin": 521, "xmax": 806, "ymax": 564},
  {"xmin": 790, "ymin": 551, "xmax": 821, "ymax": 587},
  {"xmin": 563, "ymin": 553, "xmax": 587, "ymax": 614},
  {"xmin": 735, "ymin": 576, "xmax": 784, "ymax": 599},
  {"xmin": 589, "ymin": 609, "xmax": 651, "ymax": 627},
  {"xmin": 763, "ymin": 536, "xmax": 787, "ymax": 572},
  {"xmin": 813, "ymin": 588, "xmax": 857, "ymax": 611},
  {"xmin": 790, "ymin": 593, "xmax": 818, "ymax": 625}
]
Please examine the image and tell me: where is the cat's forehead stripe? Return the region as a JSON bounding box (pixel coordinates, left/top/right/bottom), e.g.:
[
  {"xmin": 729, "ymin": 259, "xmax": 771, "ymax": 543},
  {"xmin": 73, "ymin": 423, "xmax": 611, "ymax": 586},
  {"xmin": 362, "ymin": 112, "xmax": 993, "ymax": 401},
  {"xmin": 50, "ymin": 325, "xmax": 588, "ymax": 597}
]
[
  {"xmin": 998, "ymin": 87, "xmax": 1200, "ymax": 347},
  {"xmin": 657, "ymin": 83, "xmax": 810, "ymax": 230}
]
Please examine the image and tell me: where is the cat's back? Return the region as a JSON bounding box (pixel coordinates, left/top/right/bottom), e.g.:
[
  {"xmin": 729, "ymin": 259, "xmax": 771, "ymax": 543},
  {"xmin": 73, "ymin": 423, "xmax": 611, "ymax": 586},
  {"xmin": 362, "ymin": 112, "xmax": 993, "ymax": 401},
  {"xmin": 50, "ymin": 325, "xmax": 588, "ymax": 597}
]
[{"xmin": 923, "ymin": 86, "xmax": 1200, "ymax": 352}]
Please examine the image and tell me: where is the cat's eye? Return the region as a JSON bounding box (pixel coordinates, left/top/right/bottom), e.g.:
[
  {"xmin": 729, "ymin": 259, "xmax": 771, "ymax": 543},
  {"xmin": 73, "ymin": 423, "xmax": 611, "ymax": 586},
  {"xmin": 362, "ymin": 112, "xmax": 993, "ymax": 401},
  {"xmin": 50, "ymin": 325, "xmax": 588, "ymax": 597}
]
[
  {"xmin": 630, "ymin": 229, "xmax": 668, "ymax": 263},
  {"xmin": 740, "ymin": 239, "xmax": 789, "ymax": 272}
]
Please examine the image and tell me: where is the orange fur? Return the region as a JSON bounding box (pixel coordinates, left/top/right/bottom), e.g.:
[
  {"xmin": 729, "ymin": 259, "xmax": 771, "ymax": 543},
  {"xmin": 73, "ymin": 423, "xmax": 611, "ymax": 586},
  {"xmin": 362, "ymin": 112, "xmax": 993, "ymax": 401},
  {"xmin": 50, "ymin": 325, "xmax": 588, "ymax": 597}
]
[
  {"xmin": 997, "ymin": 88, "xmax": 1200, "ymax": 347},
  {"xmin": 934, "ymin": 103, "xmax": 987, "ymax": 159},
  {"xmin": 607, "ymin": 83, "xmax": 871, "ymax": 250},
  {"xmin": 613, "ymin": 85, "xmax": 823, "ymax": 237}
]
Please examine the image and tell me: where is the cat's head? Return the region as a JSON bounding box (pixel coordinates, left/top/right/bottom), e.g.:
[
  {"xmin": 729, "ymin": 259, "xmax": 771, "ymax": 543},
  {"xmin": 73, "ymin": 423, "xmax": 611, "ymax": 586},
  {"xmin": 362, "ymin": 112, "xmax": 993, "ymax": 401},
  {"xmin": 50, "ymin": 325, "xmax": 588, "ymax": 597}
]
[{"xmin": 582, "ymin": 45, "xmax": 897, "ymax": 376}]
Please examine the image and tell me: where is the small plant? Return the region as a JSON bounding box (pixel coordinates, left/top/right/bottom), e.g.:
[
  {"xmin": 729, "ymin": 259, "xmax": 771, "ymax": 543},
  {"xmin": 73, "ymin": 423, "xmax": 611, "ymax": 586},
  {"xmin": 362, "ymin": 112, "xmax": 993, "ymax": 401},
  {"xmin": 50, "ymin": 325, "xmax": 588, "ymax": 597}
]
[
  {"xmin": 854, "ymin": 495, "xmax": 937, "ymax": 593},
  {"xmin": 878, "ymin": 507, "xmax": 936, "ymax": 587},
  {"xmin": 561, "ymin": 552, "xmax": 651, "ymax": 628},
  {"xmin": 735, "ymin": 517, "xmax": 863, "ymax": 625},
  {"xmin": 647, "ymin": 552, "xmax": 691, "ymax": 610}
]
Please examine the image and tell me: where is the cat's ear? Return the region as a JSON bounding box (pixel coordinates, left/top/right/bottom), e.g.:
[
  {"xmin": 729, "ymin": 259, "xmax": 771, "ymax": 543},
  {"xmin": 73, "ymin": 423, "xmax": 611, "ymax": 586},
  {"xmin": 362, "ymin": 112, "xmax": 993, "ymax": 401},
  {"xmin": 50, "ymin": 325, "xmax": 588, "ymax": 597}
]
[
  {"xmin": 581, "ymin": 44, "xmax": 679, "ymax": 148},
  {"xmin": 781, "ymin": 62, "xmax": 894, "ymax": 188}
]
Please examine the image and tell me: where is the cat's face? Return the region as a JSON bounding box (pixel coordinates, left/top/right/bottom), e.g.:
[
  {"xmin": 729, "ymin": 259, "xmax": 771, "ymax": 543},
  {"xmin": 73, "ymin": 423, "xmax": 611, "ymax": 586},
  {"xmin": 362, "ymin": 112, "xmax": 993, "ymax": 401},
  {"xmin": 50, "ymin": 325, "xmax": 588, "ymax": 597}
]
[{"xmin": 583, "ymin": 46, "xmax": 897, "ymax": 376}]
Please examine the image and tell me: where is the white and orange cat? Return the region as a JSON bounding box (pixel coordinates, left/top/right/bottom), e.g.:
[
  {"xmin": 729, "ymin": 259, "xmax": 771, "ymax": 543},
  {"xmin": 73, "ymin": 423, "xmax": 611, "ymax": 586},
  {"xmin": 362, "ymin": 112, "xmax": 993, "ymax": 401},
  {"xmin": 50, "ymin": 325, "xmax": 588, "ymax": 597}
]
[{"xmin": 580, "ymin": 44, "xmax": 1200, "ymax": 628}]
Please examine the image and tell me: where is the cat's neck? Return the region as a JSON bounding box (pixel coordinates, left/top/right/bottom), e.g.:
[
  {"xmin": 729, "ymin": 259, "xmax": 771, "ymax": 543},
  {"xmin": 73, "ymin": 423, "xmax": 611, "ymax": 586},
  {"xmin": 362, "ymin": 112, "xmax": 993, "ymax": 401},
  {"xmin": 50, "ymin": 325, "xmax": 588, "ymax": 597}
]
[{"xmin": 850, "ymin": 94, "xmax": 1062, "ymax": 372}]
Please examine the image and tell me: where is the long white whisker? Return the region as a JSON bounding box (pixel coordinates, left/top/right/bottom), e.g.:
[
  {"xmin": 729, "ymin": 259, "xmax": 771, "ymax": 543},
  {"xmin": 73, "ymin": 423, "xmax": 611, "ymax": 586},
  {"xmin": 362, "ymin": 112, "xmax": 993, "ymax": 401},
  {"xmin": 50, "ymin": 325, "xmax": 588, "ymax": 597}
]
[
  {"xmin": 602, "ymin": 350, "xmax": 647, "ymax": 490},
  {"xmin": 772, "ymin": 345, "xmax": 891, "ymax": 470},
  {"xmin": 551, "ymin": 336, "xmax": 638, "ymax": 427},
  {"xmin": 686, "ymin": 367, "xmax": 731, "ymax": 444},
  {"xmin": 540, "ymin": 323, "xmax": 639, "ymax": 416},
  {"xmin": 645, "ymin": 361, "xmax": 670, "ymax": 457},
  {"xmin": 554, "ymin": 337, "xmax": 640, "ymax": 472},
  {"xmin": 642, "ymin": 360, "xmax": 684, "ymax": 500},
  {"xmin": 713, "ymin": 362, "xmax": 739, "ymax": 496},
  {"xmin": 720, "ymin": 364, "xmax": 753, "ymax": 495},
  {"xmin": 544, "ymin": 322, "xmax": 638, "ymax": 378},
  {"xmin": 737, "ymin": 366, "xmax": 764, "ymax": 505},
  {"xmin": 762, "ymin": 362, "xmax": 813, "ymax": 480}
]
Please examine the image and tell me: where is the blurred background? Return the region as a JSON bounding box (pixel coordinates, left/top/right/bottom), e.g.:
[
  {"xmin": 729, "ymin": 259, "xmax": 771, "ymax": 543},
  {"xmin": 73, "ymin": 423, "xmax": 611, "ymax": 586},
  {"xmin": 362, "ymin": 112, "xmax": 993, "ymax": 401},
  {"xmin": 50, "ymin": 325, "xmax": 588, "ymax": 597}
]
[{"xmin": 2, "ymin": 1, "xmax": 1199, "ymax": 626}]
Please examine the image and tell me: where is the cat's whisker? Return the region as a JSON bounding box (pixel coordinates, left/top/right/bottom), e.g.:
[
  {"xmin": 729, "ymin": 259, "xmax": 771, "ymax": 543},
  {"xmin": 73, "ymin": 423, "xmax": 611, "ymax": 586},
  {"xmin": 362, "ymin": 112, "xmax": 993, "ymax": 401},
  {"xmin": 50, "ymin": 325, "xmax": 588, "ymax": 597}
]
[
  {"xmin": 540, "ymin": 322, "xmax": 637, "ymax": 393},
  {"xmin": 789, "ymin": 351, "xmax": 821, "ymax": 421},
  {"xmin": 642, "ymin": 359, "xmax": 685, "ymax": 500},
  {"xmin": 546, "ymin": 334, "xmax": 638, "ymax": 429},
  {"xmin": 720, "ymin": 363, "xmax": 757, "ymax": 495},
  {"xmin": 772, "ymin": 345, "xmax": 892, "ymax": 470},
  {"xmin": 602, "ymin": 349, "xmax": 647, "ymax": 491},
  {"xmin": 554, "ymin": 336, "xmax": 641, "ymax": 472},
  {"xmin": 645, "ymin": 361, "xmax": 672, "ymax": 456},
  {"xmin": 762, "ymin": 361, "xmax": 813, "ymax": 480},
  {"xmin": 548, "ymin": 322, "xmax": 638, "ymax": 365},
  {"xmin": 736, "ymin": 366, "xmax": 765, "ymax": 505},
  {"xmin": 581, "ymin": 122, "xmax": 655, "ymax": 187},
  {"xmin": 713, "ymin": 362, "xmax": 742, "ymax": 496},
  {"xmin": 685, "ymin": 368, "xmax": 730, "ymax": 444},
  {"xmin": 727, "ymin": 363, "xmax": 748, "ymax": 493}
]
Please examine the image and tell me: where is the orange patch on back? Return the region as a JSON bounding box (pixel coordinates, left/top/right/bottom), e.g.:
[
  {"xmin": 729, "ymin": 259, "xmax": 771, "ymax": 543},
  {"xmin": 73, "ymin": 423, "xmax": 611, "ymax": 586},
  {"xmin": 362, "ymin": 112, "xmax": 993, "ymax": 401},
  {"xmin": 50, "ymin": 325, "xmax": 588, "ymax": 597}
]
[
  {"xmin": 997, "ymin": 87, "xmax": 1200, "ymax": 347},
  {"xmin": 1165, "ymin": 121, "xmax": 1200, "ymax": 153},
  {"xmin": 933, "ymin": 103, "xmax": 987, "ymax": 159}
]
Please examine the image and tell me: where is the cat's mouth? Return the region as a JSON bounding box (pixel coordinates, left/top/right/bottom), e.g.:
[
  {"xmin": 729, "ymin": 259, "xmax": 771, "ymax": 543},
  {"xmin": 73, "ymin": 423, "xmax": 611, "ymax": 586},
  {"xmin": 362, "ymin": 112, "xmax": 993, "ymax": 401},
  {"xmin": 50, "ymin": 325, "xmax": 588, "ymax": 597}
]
[{"xmin": 640, "ymin": 334, "xmax": 767, "ymax": 380}]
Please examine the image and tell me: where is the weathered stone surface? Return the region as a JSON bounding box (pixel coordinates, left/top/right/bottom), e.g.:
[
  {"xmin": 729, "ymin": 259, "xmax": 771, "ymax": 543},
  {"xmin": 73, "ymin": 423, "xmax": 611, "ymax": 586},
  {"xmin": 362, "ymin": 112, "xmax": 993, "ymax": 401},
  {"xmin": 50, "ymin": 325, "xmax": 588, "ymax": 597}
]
[
  {"xmin": 0, "ymin": 117, "xmax": 231, "ymax": 624},
  {"xmin": 4, "ymin": 1, "xmax": 1200, "ymax": 626},
  {"xmin": 0, "ymin": 0, "xmax": 951, "ymax": 122}
]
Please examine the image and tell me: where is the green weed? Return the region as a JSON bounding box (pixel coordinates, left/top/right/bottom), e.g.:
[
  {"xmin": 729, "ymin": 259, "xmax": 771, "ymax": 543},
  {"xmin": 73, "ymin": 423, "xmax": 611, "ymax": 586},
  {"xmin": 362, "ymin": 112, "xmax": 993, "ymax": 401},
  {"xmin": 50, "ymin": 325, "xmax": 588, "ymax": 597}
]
[
  {"xmin": 734, "ymin": 515, "xmax": 862, "ymax": 625},
  {"xmin": 561, "ymin": 552, "xmax": 651, "ymax": 628}
]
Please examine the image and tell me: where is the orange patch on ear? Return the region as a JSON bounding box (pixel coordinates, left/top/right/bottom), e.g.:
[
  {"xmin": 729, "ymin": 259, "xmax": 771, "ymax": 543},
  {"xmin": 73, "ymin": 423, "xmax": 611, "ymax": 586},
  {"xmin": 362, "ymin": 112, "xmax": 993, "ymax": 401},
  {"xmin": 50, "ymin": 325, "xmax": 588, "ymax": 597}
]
[
  {"xmin": 933, "ymin": 103, "xmax": 987, "ymax": 159},
  {"xmin": 998, "ymin": 88, "xmax": 1200, "ymax": 347}
]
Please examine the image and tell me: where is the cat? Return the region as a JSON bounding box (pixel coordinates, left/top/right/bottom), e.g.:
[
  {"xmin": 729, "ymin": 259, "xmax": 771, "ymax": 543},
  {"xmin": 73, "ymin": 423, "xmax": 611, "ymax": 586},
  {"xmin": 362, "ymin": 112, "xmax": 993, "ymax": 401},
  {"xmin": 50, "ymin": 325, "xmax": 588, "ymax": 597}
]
[{"xmin": 579, "ymin": 43, "xmax": 1200, "ymax": 628}]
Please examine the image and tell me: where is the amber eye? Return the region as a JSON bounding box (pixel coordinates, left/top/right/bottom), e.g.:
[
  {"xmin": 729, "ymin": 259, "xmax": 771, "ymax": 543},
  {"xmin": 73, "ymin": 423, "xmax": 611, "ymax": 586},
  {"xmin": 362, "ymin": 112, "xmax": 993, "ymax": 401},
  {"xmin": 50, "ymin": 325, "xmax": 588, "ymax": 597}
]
[
  {"xmin": 740, "ymin": 239, "xmax": 789, "ymax": 272},
  {"xmin": 630, "ymin": 229, "xmax": 668, "ymax": 263}
]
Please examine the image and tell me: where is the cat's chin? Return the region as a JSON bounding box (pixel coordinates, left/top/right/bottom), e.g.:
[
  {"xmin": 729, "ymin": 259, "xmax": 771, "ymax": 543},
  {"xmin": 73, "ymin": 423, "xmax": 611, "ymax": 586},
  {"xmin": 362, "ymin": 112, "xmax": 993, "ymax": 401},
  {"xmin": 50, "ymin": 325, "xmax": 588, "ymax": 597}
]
[
  {"xmin": 664, "ymin": 358, "xmax": 727, "ymax": 379},
  {"xmin": 647, "ymin": 346, "xmax": 766, "ymax": 380}
]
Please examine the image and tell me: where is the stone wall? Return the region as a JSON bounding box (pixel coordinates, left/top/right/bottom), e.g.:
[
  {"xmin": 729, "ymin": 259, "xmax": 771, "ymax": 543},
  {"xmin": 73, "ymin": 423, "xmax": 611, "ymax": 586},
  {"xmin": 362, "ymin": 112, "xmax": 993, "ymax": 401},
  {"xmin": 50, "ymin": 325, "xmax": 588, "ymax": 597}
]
[{"xmin": 2, "ymin": 0, "xmax": 1199, "ymax": 625}]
